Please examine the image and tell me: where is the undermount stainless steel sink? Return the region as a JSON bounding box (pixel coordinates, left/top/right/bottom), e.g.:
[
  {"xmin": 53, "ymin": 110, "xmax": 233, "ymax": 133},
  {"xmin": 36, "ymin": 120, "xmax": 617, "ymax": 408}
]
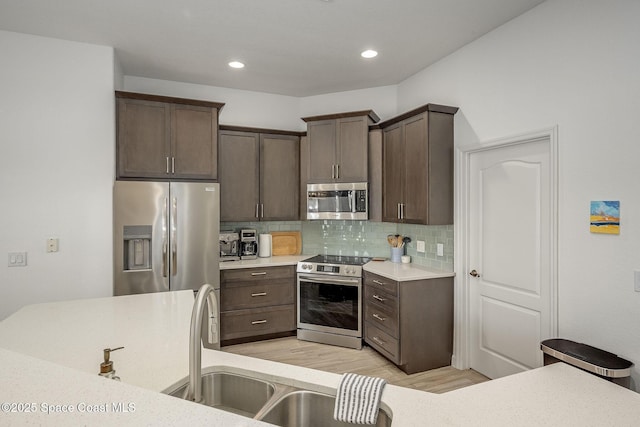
[
  {"xmin": 164, "ymin": 372, "xmax": 275, "ymax": 418},
  {"xmin": 258, "ymin": 390, "xmax": 392, "ymax": 427},
  {"xmin": 164, "ymin": 371, "xmax": 392, "ymax": 426}
]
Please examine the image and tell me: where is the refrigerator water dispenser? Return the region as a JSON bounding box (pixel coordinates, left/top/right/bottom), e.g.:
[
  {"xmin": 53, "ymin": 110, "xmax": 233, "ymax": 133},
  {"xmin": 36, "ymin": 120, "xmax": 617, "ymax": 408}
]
[{"xmin": 123, "ymin": 225, "xmax": 152, "ymax": 270}]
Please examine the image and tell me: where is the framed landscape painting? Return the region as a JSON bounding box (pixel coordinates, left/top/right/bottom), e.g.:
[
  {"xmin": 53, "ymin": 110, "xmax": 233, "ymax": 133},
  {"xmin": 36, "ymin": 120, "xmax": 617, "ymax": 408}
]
[{"xmin": 590, "ymin": 201, "xmax": 620, "ymax": 234}]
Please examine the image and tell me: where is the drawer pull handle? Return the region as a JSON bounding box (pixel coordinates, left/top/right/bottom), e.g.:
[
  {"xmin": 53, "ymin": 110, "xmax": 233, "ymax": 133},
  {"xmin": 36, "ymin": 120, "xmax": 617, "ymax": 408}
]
[
  {"xmin": 372, "ymin": 336, "xmax": 386, "ymax": 345},
  {"xmin": 373, "ymin": 313, "xmax": 386, "ymax": 322},
  {"xmin": 251, "ymin": 292, "xmax": 267, "ymax": 297},
  {"xmin": 251, "ymin": 272, "xmax": 267, "ymax": 276},
  {"xmin": 372, "ymin": 280, "xmax": 386, "ymax": 286},
  {"xmin": 251, "ymin": 320, "xmax": 267, "ymax": 325},
  {"xmin": 372, "ymin": 294, "xmax": 386, "ymax": 302}
]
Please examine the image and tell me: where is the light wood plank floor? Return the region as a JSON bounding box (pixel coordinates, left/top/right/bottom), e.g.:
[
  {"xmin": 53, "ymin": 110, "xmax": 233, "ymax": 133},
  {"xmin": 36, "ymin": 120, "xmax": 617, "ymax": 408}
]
[{"xmin": 223, "ymin": 337, "xmax": 489, "ymax": 394}]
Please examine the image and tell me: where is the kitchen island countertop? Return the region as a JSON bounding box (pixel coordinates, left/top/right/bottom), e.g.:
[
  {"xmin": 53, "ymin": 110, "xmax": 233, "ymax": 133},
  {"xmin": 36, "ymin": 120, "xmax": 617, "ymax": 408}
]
[{"xmin": 1, "ymin": 291, "xmax": 640, "ymax": 426}]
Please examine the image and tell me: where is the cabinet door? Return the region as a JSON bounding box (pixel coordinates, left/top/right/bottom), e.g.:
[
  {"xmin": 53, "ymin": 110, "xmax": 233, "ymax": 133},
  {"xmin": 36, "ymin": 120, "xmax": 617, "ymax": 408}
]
[
  {"xmin": 307, "ymin": 120, "xmax": 336, "ymax": 182},
  {"xmin": 426, "ymin": 112, "xmax": 454, "ymax": 224},
  {"xmin": 336, "ymin": 116, "xmax": 368, "ymax": 182},
  {"xmin": 260, "ymin": 134, "xmax": 300, "ymax": 220},
  {"xmin": 382, "ymin": 123, "xmax": 404, "ymax": 222},
  {"xmin": 219, "ymin": 131, "xmax": 259, "ymax": 221},
  {"xmin": 117, "ymin": 98, "xmax": 170, "ymax": 178},
  {"xmin": 402, "ymin": 113, "xmax": 429, "ymax": 224},
  {"xmin": 171, "ymin": 104, "xmax": 218, "ymax": 180}
]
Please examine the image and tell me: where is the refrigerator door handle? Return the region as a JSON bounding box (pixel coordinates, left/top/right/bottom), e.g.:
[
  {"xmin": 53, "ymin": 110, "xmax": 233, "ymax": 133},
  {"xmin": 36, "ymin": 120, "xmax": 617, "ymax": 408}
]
[
  {"xmin": 162, "ymin": 197, "xmax": 168, "ymax": 277},
  {"xmin": 171, "ymin": 197, "xmax": 178, "ymax": 276}
]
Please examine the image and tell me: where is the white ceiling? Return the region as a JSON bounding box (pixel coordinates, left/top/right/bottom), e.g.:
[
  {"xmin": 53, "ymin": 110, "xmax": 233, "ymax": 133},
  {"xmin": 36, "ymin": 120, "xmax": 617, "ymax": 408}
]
[{"xmin": 0, "ymin": 0, "xmax": 546, "ymax": 97}]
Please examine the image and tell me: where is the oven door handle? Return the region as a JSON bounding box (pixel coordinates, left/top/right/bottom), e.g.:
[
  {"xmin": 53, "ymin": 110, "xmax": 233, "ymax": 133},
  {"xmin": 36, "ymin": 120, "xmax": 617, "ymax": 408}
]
[{"xmin": 298, "ymin": 275, "xmax": 361, "ymax": 286}]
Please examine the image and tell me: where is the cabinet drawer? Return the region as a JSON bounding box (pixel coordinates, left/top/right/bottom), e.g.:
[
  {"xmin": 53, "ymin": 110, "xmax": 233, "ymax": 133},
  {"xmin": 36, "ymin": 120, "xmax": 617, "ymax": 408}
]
[
  {"xmin": 364, "ymin": 299, "xmax": 398, "ymax": 338},
  {"xmin": 221, "ymin": 305, "xmax": 295, "ymax": 341},
  {"xmin": 365, "ymin": 322, "xmax": 400, "ymax": 364},
  {"xmin": 364, "ymin": 285, "xmax": 398, "ymax": 313},
  {"xmin": 221, "ymin": 280, "xmax": 294, "ymax": 311},
  {"xmin": 364, "ymin": 272, "xmax": 398, "ymax": 296},
  {"xmin": 221, "ymin": 266, "xmax": 294, "ymax": 283}
]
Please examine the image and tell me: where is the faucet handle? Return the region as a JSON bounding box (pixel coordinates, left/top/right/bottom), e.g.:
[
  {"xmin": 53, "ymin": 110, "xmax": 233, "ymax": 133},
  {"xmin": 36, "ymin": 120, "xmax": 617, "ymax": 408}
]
[{"xmin": 100, "ymin": 346, "xmax": 124, "ymax": 374}]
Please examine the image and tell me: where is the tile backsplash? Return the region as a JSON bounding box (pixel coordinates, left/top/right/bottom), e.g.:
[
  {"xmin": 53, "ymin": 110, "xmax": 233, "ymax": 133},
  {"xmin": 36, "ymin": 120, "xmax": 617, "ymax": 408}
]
[{"xmin": 220, "ymin": 220, "xmax": 453, "ymax": 271}]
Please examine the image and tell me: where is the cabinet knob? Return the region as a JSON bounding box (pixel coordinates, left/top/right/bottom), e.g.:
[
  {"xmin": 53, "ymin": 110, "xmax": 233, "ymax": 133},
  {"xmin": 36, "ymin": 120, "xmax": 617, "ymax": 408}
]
[{"xmin": 469, "ymin": 269, "xmax": 480, "ymax": 278}]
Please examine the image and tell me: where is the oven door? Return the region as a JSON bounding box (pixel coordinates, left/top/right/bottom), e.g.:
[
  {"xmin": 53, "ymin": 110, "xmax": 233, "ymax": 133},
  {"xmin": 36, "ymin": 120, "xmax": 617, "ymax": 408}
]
[{"xmin": 297, "ymin": 273, "xmax": 362, "ymax": 338}]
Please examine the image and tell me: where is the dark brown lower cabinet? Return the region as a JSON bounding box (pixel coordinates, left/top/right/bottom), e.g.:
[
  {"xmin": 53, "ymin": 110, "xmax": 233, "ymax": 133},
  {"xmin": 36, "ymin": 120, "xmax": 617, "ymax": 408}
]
[
  {"xmin": 220, "ymin": 266, "xmax": 296, "ymax": 345},
  {"xmin": 363, "ymin": 271, "xmax": 453, "ymax": 374}
]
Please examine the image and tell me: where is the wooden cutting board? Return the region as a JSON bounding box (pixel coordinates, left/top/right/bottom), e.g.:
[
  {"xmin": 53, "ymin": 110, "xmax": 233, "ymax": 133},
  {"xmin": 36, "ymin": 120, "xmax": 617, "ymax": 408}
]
[{"xmin": 270, "ymin": 231, "xmax": 302, "ymax": 256}]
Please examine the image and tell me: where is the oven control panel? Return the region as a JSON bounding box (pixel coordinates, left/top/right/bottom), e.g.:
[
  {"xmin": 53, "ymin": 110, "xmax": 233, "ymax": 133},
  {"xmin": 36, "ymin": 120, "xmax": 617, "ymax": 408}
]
[{"xmin": 297, "ymin": 262, "xmax": 362, "ymax": 277}]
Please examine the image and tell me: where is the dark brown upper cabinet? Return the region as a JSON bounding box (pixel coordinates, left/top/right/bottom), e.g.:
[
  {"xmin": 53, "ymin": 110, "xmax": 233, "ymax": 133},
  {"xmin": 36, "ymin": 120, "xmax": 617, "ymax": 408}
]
[
  {"xmin": 116, "ymin": 91, "xmax": 224, "ymax": 181},
  {"xmin": 379, "ymin": 104, "xmax": 458, "ymax": 225},
  {"xmin": 302, "ymin": 110, "xmax": 379, "ymax": 183},
  {"xmin": 218, "ymin": 127, "xmax": 300, "ymax": 222}
]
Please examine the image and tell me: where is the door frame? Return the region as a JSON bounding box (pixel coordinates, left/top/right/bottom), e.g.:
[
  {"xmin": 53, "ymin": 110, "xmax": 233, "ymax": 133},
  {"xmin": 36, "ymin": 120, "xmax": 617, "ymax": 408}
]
[{"xmin": 452, "ymin": 126, "xmax": 559, "ymax": 370}]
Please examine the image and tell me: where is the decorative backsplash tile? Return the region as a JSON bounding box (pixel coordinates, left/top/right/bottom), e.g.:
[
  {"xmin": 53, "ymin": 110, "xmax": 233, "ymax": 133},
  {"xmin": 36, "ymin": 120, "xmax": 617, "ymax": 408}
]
[
  {"xmin": 220, "ymin": 221, "xmax": 302, "ymax": 234},
  {"xmin": 221, "ymin": 220, "xmax": 453, "ymax": 271}
]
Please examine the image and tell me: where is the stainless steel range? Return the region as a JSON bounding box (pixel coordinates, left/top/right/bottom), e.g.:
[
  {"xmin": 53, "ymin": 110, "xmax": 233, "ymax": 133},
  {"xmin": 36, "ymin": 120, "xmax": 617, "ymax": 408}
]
[{"xmin": 296, "ymin": 255, "xmax": 371, "ymax": 349}]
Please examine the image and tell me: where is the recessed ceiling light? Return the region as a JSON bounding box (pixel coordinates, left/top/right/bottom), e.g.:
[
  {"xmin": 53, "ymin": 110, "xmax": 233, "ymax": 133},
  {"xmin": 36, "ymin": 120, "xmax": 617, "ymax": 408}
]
[
  {"xmin": 228, "ymin": 61, "xmax": 245, "ymax": 69},
  {"xmin": 361, "ymin": 50, "xmax": 378, "ymax": 59}
]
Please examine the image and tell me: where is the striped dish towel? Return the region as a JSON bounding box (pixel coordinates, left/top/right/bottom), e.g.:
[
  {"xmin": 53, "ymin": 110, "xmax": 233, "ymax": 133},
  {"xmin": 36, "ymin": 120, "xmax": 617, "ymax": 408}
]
[{"xmin": 333, "ymin": 373, "xmax": 387, "ymax": 425}]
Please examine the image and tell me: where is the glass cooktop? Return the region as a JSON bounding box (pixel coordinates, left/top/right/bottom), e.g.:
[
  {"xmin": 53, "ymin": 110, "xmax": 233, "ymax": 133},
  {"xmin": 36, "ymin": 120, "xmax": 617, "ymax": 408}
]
[{"xmin": 302, "ymin": 255, "xmax": 371, "ymax": 266}]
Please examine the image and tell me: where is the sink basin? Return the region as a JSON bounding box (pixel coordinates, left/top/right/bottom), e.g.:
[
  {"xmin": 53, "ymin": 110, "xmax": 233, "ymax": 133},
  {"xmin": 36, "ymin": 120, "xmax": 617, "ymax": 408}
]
[
  {"xmin": 258, "ymin": 390, "xmax": 392, "ymax": 427},
  {"xmin": 164, "ymin": 372, "xmax": 275, "ymax": 418}
]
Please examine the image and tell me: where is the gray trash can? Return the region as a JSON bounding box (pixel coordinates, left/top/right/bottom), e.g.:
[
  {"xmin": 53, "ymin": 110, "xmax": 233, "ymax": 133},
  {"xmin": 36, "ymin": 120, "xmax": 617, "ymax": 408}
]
[{"xmin": 541, "ymin": 338, "xmax": 633, "ymax": 388}]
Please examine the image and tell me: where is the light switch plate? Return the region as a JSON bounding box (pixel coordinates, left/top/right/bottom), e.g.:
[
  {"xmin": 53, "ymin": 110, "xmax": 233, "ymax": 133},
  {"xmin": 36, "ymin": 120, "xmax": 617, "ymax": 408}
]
[
  {"xmin": 417, "ymin": 240, "xmax": 426, "ymax": 253},
  {"xmin": 8, "ymin": 252, "xmax": 27, "ymax": 267}
]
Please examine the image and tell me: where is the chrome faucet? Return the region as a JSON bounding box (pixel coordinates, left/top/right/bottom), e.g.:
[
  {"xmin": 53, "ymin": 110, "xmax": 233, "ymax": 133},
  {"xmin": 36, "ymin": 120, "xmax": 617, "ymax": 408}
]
[{"xmin": 188, "ymin": 283, "xmax": 219, "ymax": 403}]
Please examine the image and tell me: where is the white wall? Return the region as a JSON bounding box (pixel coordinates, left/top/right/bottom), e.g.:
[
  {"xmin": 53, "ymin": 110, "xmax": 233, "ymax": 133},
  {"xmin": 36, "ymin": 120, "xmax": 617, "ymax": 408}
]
[
  {"xmin": 299, "ymin": 85, "xmax": 397, "ymax": 122},
  {"xmin": 125, "ymin": 77, "xmax": 398, "ymax": 130},
  {"xmin": 0, "ymin": 31, "xmax": 115, "ymax": 319},
  {"xmin": 125, "ymin": 76, "xmax": 303, "ymax": 131},
  {"xmin": 398, "ymin": 0, "xmax": 640, "ymax": 383}
]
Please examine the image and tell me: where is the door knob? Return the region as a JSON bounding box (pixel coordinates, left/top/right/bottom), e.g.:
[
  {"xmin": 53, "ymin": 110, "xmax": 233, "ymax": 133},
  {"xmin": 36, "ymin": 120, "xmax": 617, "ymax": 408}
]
[{"xmin": 469, "ymin": 269, "xmax": 480, "ymax": 277}]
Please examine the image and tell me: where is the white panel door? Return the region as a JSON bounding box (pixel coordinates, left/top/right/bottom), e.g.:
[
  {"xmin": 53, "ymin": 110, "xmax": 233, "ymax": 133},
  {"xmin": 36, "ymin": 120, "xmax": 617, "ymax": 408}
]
[{"xmin": 469, "ymin": 137, "xmax": 555, "ymax": 379}]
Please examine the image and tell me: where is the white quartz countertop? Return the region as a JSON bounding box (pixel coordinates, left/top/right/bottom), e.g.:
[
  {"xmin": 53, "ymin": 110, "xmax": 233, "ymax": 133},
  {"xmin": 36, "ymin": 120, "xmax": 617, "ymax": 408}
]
[
  {"xmin": 220, "ymin": 254, "xmax": 309, "ymax": 270},
  {"xmin": 364, "ymin": 260, "xmax": 455, "ymax": 281},
  {"xmin": 1, "ymin": 291, "xmax": 640, "ymax": 426}
]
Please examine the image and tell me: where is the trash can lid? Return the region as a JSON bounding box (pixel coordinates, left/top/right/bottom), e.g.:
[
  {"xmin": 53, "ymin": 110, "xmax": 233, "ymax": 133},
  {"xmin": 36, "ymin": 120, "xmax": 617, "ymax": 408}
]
[{"xmin": 541, "ymin": 338, "xmax": 633, "ymax": 378}]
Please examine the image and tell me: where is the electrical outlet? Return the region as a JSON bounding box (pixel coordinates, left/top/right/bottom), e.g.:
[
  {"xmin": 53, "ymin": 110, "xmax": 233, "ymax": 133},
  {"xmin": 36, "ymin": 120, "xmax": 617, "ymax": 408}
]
[
  {"xmin": 417, "ymin": 240, "xmax": 426, "ymax": 253},
  {"xmin": 437, "ymin": 243, "xmax": 444, "ymax": 257},
  {"xmin": 47, "ymin": 238, "xmax": 59, "ymax": 253},
  {"xmin": 8, "ymin": 252, "xmax": 27, "ymax": 267}
]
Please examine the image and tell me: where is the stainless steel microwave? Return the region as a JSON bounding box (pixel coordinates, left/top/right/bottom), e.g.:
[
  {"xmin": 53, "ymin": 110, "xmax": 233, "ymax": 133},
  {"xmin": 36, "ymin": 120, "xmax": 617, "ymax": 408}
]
[{"xmin": 307, "ymin": 182, "xmax": 368, "ymax": 220}]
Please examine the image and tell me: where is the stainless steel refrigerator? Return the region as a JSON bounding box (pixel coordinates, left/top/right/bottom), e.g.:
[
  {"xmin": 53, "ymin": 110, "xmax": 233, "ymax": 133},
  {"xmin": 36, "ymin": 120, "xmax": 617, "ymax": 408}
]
[{"xmin": 113, "ymin": 181, "xmax": 220, "ymax": 296}]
